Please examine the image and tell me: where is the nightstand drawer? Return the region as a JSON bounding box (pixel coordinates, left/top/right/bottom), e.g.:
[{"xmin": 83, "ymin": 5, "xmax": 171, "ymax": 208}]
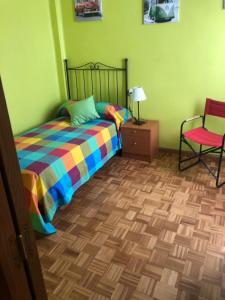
[
  {"xmin": 123, "ymin": 134, "xmax": 150, "ymax": 155},
  {"xmin": 122, "ymin": 128, "xmax": 149, "ymax": 140}
]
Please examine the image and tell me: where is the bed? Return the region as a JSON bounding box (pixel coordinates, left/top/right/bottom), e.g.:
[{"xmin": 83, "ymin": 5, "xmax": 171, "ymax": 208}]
[{"xmin": 15, "ymin": 59, "xmax": 129, "ymax": 234}]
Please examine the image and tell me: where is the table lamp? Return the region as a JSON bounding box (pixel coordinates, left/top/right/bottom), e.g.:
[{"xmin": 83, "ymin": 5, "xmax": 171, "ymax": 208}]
[{"xmin": 132, "ymin": 87, "xmax": 147, "ymax": 125}]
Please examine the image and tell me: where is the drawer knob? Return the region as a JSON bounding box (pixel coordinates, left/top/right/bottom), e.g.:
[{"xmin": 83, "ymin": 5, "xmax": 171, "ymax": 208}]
[
  {"xmin": 133, "ymin": 130, "xmax": 136, "ymax": 134},
  {"xmin": 133, "ymin": 142, "xmax": 137, "ymax": 145}
]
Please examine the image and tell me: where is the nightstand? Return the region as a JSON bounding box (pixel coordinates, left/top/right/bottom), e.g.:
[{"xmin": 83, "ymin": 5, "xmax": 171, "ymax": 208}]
[{"xmin": 121, "ymin": 120, "xmax": 159, "ymax": 162}]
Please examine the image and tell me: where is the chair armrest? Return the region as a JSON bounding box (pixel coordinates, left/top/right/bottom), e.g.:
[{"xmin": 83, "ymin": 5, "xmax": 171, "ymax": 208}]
[
  {"xmin": 185, "ymin": 115, "xmax": 202, "ymax": 122},
  {"xmin": 180, "ymin": 115, "xmax": 204, "ymax": 136}
]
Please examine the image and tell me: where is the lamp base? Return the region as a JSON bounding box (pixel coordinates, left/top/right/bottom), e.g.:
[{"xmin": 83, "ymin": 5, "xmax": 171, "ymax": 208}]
[{"xmin": 133, "ymin": 119, "xmax": 145, "ymax": 126}]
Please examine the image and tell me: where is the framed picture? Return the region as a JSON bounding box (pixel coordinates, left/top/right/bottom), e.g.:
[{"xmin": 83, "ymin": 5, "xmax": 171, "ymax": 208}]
[
  {"xmin": 74, "ymin": 0, "xmax": 103, "ymax": 21},
  {"xmin": 144, "ymin": 0, "xmax": 179, "ymax": 25}
]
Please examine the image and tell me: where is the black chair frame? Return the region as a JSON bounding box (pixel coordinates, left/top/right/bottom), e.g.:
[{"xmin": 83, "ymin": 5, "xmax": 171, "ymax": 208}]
[{"xmin": 178, "ymin": 115, "xmax": 225, "ymax": 188}]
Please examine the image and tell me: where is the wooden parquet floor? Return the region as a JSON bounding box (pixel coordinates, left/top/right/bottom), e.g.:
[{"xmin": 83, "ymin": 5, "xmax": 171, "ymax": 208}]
[{"xmin": 37, "ymin": 152, "xmax": 225, "ymax": 300}]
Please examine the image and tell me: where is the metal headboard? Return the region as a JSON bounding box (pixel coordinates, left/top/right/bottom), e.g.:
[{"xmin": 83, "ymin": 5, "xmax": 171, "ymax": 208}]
[{"xmin": 64, "ymin": 58, "xmax": 129, "ymax": 108}]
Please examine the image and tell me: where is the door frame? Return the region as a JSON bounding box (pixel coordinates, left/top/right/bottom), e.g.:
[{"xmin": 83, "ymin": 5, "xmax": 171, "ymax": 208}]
[{"xmin": 0, "ymin": 78, "xmax": 47, "ymax": 300}]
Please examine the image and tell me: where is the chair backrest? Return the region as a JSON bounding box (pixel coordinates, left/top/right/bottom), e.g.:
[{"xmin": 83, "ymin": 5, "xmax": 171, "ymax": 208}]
[{"xmin": 204, "ymin": 98, "xmax": 225, "ymax": 119}]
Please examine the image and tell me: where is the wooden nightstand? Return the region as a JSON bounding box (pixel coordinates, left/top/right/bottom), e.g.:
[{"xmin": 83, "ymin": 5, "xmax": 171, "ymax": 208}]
[{"xmin": 121, "ymin": 120, "xmax": 159, "ymax": 162}]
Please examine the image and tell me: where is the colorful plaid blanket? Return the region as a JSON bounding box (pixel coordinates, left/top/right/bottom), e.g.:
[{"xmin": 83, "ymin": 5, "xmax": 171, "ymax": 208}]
[{"xmin": 15, "ymin": 118, "xmax": 120, "ymax": 235}]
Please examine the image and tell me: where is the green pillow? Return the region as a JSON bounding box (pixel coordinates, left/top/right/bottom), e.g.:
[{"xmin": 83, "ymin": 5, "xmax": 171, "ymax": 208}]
[{"xmin": 66, "ymin": 96, "xmax": 100, "ymax": 126}]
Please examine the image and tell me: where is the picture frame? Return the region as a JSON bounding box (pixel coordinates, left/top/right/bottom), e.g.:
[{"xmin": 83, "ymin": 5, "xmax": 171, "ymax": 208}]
[
  {"xmin": 144, "ymin": 0, "xmax": 180, "ymax": 25},
  {"xmin": 74, "ymin": 0, "xmax": 103, "ymax": 21}
]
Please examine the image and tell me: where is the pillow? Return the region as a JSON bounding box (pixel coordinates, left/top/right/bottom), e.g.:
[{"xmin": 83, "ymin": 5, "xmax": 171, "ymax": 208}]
[
  {"xmin": 95, "ymin": 102, "xmax": 131, "ymax": 129},
  {"xmin": 65, "ymin": 96, "xmax": 100, "ymax": 126}
]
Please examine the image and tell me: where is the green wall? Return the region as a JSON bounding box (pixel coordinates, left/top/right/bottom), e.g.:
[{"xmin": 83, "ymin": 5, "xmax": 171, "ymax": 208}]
[
  {"xmin": 0, "ymin": 0, "xmax": 63, "ymax": 134},
  {"xmin": 60, "ymin": 0, "xmax": 225, "ymax": 149},
  {"xmin": 1, "ymin": 0, "xmax": 224, "ymax": 147}
]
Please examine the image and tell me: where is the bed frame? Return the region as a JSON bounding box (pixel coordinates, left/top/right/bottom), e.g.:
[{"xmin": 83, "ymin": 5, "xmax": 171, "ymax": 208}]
[{"xmin": 64, "ymin": 58, "xmax": 129, "ymax": 108}]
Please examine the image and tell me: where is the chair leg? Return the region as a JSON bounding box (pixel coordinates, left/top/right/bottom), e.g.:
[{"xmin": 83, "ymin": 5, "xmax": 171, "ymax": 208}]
[
  {"xmin": 199, "ymin": 145, "xmax": 202, "ymax": 162},
  {"xmin": 178, "ymin": 136, "xmax": 183, "ymax": 170},
  {"xmin": 216, "ymin": 148, "xmax": 224, "ymax": 188},
  {"xmin": 179, "ymin": 137, "xmax": 201, "ymax": 171}
]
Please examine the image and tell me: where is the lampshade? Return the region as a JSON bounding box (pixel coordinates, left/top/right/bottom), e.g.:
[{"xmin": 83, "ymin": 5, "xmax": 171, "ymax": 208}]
[{"xmin": 132, "ymin": 87, "xmax": 147, "ymax": 102}]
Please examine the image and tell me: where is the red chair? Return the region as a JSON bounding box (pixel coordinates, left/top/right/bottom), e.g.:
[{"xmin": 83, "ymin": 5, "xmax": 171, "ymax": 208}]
[{"xmin": 179, "ymin": 98, "xmax": 225, "ymax": 187}]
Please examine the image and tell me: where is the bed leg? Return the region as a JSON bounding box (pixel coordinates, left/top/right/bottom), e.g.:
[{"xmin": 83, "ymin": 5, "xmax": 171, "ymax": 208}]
[{"xmin": 117, "ymin": 149, "xmax": 122, "ymax": 157}]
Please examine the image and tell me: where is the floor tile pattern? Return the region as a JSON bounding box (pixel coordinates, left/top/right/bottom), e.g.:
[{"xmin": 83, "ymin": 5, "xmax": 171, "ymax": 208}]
[{"xmin": 37, "ymin": 152, "xmax": 225, "ymax": 300}]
